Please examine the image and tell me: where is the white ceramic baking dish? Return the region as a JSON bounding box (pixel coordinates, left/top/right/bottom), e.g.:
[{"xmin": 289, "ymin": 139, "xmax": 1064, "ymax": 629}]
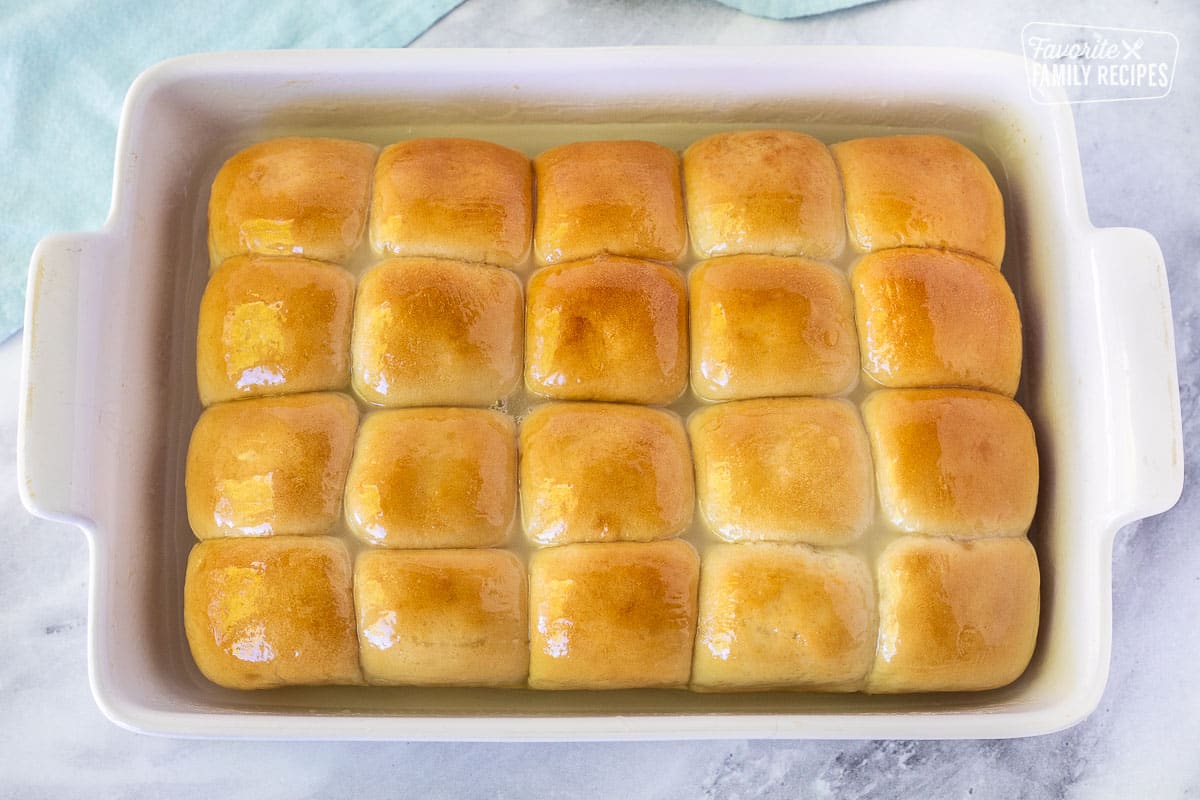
[{"xmin": 18, "ymin": 47, "xmax": 1183, "ymax": 740}]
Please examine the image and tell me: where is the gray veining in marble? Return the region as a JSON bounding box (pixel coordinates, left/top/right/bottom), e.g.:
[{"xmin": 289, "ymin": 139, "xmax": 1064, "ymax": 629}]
[{"xmin": 1, "ymin": 0, "xmax": 1198, "ymax": 796}]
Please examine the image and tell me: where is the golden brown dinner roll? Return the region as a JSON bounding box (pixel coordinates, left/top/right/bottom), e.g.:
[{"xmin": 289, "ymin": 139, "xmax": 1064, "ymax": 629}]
[
  {"xmin": 525, "ymin": 255, "xmax": 688, "ymax": 404},
  {"xmin": 861, "ymin": 389, "xmax": 1038, "ymax": 537},
  {"xmin": 868, "ymin": 536, "xmax": 1040, "ymax": 693},
  {"xmin": 519, "ymin": 403, "xmax": 694, "ymax": 546},
  {"xmin": 343, "ymin": 408, "xmax": 516, "ymax": 548},
  {"xmin": 370, "ymin": 138, "xmax": 532, "ymax": 268},
  {"xmin": 831, "ymin": 134, "xmax": 1006, "ymax": 267},
  {"xmin": 692, "ymin": 544, "xmax": 875, "ymax": 692},
  {"xmin": 185, "ymin": 393, "xmax": 358, "ymax": 540},
  {"xmin": 852, "ymin": 248, "xmax": 1022, "ymax": 396},
  {"xmin": 354, "ymin": 549, "xmax": 528, "ymax": 687},
  {"xmin": 184, "ymin": 536, "xmax": 361, "ymax": 689},
  {"xmin": 689, "ymin": 255, "xmax": 858, "ymax": 401},
  {"xmin": 196, "ymin": 255, "xmax": 355, "ymax": 406},
  {"xmin": 688, "ymin": 398, "xmax": 873, "ymax": 545},
  {"xmin": 351, "ymin": 258, "xmax": 523, "ymax": 407},
  {"xmin": 528, "ymin": 540, "xmax": 700, "ymax": 690},
  {"xmin": 683, "ymin": 130, "xmax": 845, "ymax": 260},
  {"xmin": 533, "ymin": 140, "xmax": 686, "ymax": 265},
  {"xmin": 208, "ymin": 136, "xmax": 376, "ymax": 267}
]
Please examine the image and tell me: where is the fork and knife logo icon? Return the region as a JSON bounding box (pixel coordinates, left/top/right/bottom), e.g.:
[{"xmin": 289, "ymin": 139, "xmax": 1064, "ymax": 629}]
[{"xmin": 1120, "ymin": 36, "xmax": 1144, "ymax": 60}]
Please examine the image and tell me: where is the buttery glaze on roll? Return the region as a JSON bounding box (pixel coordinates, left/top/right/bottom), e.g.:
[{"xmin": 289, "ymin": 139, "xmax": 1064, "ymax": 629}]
[
  {"xmin": 183, "ymin": 536, "xmax": 361, "ymax": 689},
  {"xmin": 351, "ymin": 258, "xmax": 523, "ymax": 407},
  {"xmin": 370, "ymin": 138, "xmax": 533, "ymax": 268},
  {"xmin": 533, "ymin": 140, "xmax": 686, "ymax": 265},
  {"xmin": 831, "ymin": 134, "xmax": 1006, "ymax": 267},
  {"xmin": 343, "ymin": 408, "xmax": 517, "ymax": 549},
  {"xmin": 688, "ymin": 398, "xmax": 873, "ymax": 545},
  {"xmin": 689, "ymin": 255, "xmax": 859, "ymax": 401},
  {"xmin": 868, "ymin": 536, "xmax": 1040, "ymax": 693},
  {"xmin": 862, "ymin": 388, "xmax": 1039, "ymax": 538},
  {"xmin": 683, "ymin": 130, "xmax": 845, "ymax": 260},
  {"xmin": 208, "ymin": 136, "xmax": 376, "ymax": 267},
  {"xmin": 196, "ymin": 255, "xmax": 355, "ymax": 405},
  {"xmin": 519, "ymin": 403, "xmax": 694, "ymax": 545},
  {"xmin": 528, "ymin": 540, "xmax": 700, "ymax": 690},
  {"xmin": 692, "ymin": 544, "xmax": 876, "ymax": 692},
  {"xmin": 354, "ymin": 549, "xmax": 529, "ymax": 687},
  {"xmin": 185, "ymin": 393, "xmax": 358, "ymax": 540},
  {"xmin": 525, "ymin": 255, "xmax": 688, "ymax": 404},
  {"xmin": 852, "ymin": 248, "xmax": 1022, "ymax": 396}
]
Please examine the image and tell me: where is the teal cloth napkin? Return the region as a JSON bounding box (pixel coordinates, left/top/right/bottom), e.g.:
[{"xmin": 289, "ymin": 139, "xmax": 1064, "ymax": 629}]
[
  {"xmin": 0, "ymin": 0, "xmax": 463, "ymax": 340},
  {"xmin": 714, "ymin": 0, "xmax": 882, "ymax": 19}
]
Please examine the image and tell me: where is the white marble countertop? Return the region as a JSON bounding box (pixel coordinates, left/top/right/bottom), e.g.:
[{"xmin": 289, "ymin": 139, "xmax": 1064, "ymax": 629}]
[{"xmin": 2, "ymin": 0, "xmax": 1197, "ymax": 796}]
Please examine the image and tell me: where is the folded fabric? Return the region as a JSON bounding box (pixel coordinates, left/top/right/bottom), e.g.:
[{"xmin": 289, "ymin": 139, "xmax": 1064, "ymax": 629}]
[
  {"xmin": 0, "ymin": 0, "xmax": 464, "ymax": 340},
  {"xmin": 712, "ymin": 0, "xmax": 883, "ymax": 19}
]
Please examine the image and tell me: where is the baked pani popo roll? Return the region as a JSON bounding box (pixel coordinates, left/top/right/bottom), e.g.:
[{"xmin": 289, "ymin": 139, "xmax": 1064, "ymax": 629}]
[
  {"xmin": 689, "ymin": 255, "xmax": 859, "ymax": 401},
  {"xmin": 683, "ymin": 129, "xmax": 845, "ymax": 261},
  {"xmin": 831, "ymin": 134, "xmax": 1006, "ymax": 267},
  {"xmin": 861, "ymin": 388, "xmax": 1039, "ymax": 538},
  {"xmin": 370, "ymin": 138, "xmax": 532, "ymax": 268},
  {"xmin": 351, "ymin": 257, "xmax": 523, "ymax": 408},
  {"xmin": 354, "ymin": 549, "xmax": 529, "ymax": 687},
  {"xmin": 185, "ymin": 393, "xmax": 358, "ymax": 540},
  {"xmin": 525, "ymin": 255, "xmax": 688, "ymax": 405},
  {"xmin": 343, "ymin": 408, "xmax": 517, "ymax": 549},
  {"xmin": 851, "ymin": 247, "xmax": 1022, "ymax": 396},
  {"xmin": 528, "ymin": 540, "xmax": 700, "ymax": 690},
  {"xmin": 196, "ymin": 255, "xmax": 355, "ymax": 406},
  {"xmin": 208, "ymin": 136, "xmax": 376, "ymax": 267},
  {"xmin": 868, "ymin": 536, "xmax": 1040, "ymax": 693},
  {"xmin": 692, "ymin": 544, "xmax": 876, "ymax": 692},
  {"xmin": 533, "ymin": 140, "xmax": 686, "ymax": 265},
  {"xmin": 184, "ymin": 536, "xmax": 362, "ymax": 689},
  {"xmin": 519, "ymin": 403, "xmax": 694, "ymax": 546},
  {"xmin": 688, "ymin": 398, "xmax": 874, "ymax": 546}
]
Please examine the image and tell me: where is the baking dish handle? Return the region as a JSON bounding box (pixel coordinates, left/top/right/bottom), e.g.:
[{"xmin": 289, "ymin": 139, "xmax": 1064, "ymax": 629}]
[
  {"xmin": 18, "ymin": 232, "xmax": 111, "ymax": 529},
  {"xmin": 1090, "ymin": 226, "xmax": 1184, "ymax": 528}
]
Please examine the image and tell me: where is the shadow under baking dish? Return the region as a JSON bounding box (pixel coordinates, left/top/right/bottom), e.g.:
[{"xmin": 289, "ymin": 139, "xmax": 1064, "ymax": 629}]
[{"xmin": 143, "ymin": 116, "xmax": 1053, "ymax": 720}]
